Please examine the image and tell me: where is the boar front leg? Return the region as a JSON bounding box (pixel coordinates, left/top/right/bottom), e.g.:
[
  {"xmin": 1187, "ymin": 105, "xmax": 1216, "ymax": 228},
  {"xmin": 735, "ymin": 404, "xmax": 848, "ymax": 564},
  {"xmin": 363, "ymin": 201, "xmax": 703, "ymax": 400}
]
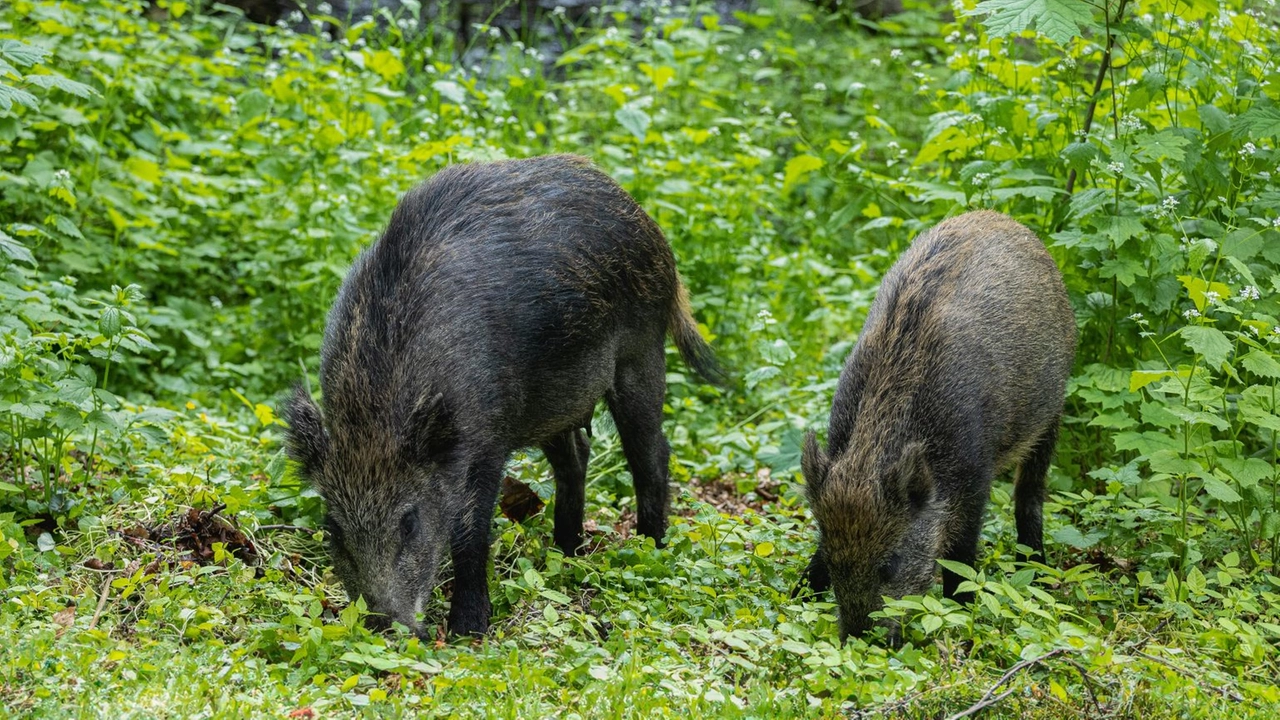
[
  {"xmin": 606, "ymin": 346, "xmax": 671, "ymax": 547},
  {"xmin": 447, "ymin": 454, "xmax": 505, "ymax": 637},
  {"xmin": 543, "ymin": 427, "xmax": 591, "ymax": 556}
]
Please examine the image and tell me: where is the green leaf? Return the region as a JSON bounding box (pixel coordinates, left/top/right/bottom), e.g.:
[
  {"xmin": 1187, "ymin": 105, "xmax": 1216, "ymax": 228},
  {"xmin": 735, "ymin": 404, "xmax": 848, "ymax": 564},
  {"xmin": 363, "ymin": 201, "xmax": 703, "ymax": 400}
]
[
  {"xmin": 615, "ymin": 106, "xmax": 650, "ymax": 142},
  {"xmin": 1242, "ymin": 350, "xmax": 1280, "ymax": 379},
  {"xmin": 782, "ymin": 154, "xmax": 823, "ymax": 192},
  {"xmin": 920, "ymin": 614, "xmax": 944, "ymax": 634},
  {"xmin": 0, "ymin": 39, "xmax": 49, "ymax": 67},
  {"xmin": 24, "ymin": 73, "xmax": 97, "ymax": 99},
  {"xmin": 1133, "ymin": 130, "xmax": 1189, "ymax": 164},
  {"xmin": 1050, "ymin": 525, "xmax": 1104, "ymax": 550},
  {"xmin": 968, "ymin": 0, "xmax": 1098, "ymax": 45},
  {"xmin": 1201, "ymin": 476, "xmax": 1242, "ymax": 503},
  {"xmin": 1179, "ymin": 326, "xmax": 1232, "ymax": 368},
  {"xmin": 0, "ymin": 230, "xmax": 35, "ymax": 265},
  {"xmin": 238, "ymin": 88, "xmax": 270, "ymax": 122},
  {"xmin": 1185, "ymin": 566, "xmax": 1208, "ymax": 595},
  {"xmin": 0, "ymin": 83, "xmax": 39, "ymax": 112},
  {"xmin": 99, "ymin": 307, "xmax": 122, "ymax": 338},
  {"xmin": 1234, "ymin": 105, "xmax": 1280, "ymax": 140},
  {"xmin": 1130, "ymin": 370, "xmax": 1176, "ymax": 393},
  {"xmin": 936, "ymin": 559, "xmax": 977, "ymax": 580}
]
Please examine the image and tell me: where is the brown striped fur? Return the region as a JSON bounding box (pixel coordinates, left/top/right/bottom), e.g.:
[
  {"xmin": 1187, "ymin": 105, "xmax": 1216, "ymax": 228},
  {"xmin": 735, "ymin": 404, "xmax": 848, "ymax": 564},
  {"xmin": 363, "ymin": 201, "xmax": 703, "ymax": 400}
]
[{"xmin": 799, "ymin": 210, "xmax": 1077, "ymax": 642}]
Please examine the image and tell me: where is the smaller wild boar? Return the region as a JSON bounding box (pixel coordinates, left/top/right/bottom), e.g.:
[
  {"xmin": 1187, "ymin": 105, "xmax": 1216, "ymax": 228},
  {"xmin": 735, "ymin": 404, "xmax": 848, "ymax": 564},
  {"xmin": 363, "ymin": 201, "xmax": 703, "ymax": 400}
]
[
  {"xmin": 284, "ymin": 155, "xmax": 723, "ymax": 638},
  {"xmin": 798, "ymin": 210, "xmax": 1076, "ymax": 642}
]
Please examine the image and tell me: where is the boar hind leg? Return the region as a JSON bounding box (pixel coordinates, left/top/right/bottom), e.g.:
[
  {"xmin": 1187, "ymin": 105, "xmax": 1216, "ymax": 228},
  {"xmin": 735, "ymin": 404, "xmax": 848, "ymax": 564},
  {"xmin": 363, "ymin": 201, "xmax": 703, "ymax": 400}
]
[
  {"xmin": 1014, "ymin": 425, "xmax": 1058, "ymax": 565},
  {"xmin": 606, "ymin": 346, "xmax": 671, "ymax": 547},
  {"xmin": 447, "ymin": 455, "xmax": 505, "ymax": 637},
  {"xmin": 543, "ymin": 428, "xmax": 591, "ymax": 556}
]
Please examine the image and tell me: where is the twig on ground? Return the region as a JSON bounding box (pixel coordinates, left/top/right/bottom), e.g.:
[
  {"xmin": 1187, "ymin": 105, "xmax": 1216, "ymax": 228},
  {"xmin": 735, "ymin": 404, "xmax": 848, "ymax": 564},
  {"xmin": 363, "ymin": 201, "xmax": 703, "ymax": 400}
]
[
  {"xmin": 87, "ymin": 576, "xmax": 113, "ymax": 631},
  {"xmin": 944, "ymin": 648, "xmax": 1069, "ymax": 720},
  {"xmin": 1062, "ymin": 657, "xmax": 1104, "ymax": 716},
  {"xmin": 256, "ymin": 524, "xmax": 313, "ymax": 533}
]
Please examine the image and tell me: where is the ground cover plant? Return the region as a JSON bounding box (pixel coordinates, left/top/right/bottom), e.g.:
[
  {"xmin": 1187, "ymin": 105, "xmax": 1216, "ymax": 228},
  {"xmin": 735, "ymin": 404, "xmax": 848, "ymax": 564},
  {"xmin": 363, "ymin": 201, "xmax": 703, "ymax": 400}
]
[{"xmin": 1, "ymin": 0, "xmax": 1279, "ymax": 716}]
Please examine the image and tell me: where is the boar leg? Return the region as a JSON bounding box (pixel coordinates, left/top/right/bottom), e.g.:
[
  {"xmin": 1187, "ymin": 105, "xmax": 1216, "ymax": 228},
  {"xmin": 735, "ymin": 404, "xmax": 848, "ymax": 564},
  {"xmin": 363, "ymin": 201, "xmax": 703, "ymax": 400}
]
[
  {"xmin": 446, "ymin": 454, "xmax": 505, "ymax": 637},
  {"xmin": 1014, "ymin": 425, "xmax": 1057, "ymax": 565},
  {"xmin": 793, "ymin": 545, "xmax": 831, "ymax": 598},
  {"xmin": 543, "ymin": 427, "xmax": 591, "ymax": 556},
  {"xmin": 606, "ymin": 347, "xmax": 671, "ymax": 547},
  {"xmin": 940, "ymin": 486, "xmax": 991, "ymax": 606}
]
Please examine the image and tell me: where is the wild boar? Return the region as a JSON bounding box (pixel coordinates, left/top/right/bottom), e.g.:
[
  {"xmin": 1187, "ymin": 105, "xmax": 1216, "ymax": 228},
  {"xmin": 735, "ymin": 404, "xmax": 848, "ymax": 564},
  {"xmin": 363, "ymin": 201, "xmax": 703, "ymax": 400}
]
[
  {"xmin": 798, "ymin": 210, "xmax": 1076, "ymax": 641},
  {"xmin": 284, "ymin": 155, "xmax": 723, "ymax": 637}
]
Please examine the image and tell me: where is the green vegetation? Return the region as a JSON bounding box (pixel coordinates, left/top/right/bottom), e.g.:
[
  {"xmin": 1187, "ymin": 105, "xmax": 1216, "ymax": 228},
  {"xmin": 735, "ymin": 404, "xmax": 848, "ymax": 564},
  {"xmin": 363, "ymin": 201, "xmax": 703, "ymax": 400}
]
[{"xmin": 3, "ymin": 0, "xmax": 1280, "ymax": 715}]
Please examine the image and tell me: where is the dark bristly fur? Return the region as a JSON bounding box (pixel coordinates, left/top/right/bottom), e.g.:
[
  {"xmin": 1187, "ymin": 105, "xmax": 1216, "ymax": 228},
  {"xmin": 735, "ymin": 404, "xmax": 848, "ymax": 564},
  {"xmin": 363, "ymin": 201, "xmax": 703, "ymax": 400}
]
[
  {"xmin": 283, "ymin": 155, "xmax": 723, "ymax": 638},
  {"xmin": 798, "ymin": 210, "xmax": 1077, "ymax": 643}
]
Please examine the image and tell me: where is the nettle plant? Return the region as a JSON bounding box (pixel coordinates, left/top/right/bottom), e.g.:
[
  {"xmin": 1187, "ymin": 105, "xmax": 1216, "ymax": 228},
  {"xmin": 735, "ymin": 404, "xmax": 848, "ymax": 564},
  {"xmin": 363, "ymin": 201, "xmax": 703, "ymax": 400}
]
[
  {"xmin": 1, "ymin": 38, "xmax": 156, "ymax": 516},
  {"xmin": 896, "ymin": 0, "xmax": 1280, "ymax": 571}
]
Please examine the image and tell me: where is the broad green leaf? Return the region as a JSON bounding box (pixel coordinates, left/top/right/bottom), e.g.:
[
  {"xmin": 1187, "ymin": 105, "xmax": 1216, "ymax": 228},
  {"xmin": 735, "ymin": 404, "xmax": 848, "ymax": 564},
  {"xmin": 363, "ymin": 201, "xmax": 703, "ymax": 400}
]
[
  {"xmin": 24, "ymin": 73, "xmax": 96, "ymax": 99},
  {"xmin": 0, "ymin": 230, "xmax": 35, "ymax": 264},
  {"xmin": 1130, "ymin": 369, "xmax": 1176, "ymax": 393},
  {"xmin": 782, "ymin": 154, "xmax": 823, "ymax": 192},
  {"xmin": 1242, "ymin": 350, "xmax": 1280, "ymax": 379},
  {"xmin": 1051, "ymin": 525, "xmax": 1103, "ymax": 550},
  {"xmin": 615, "ymin": 106, "xmax": 650, "ymax": 142},
  {"xmin": 936, "ymin": 559, "xmax": 977, "ymax": 580},
  {"xmin": 1200, "ymin": 476, "xmax": 1242, "ymax": 503},
  {"xmin": 238, "ymin": 88, "xmax": 270, "ymax": 121},
  {"xmin": 1179, "ymin": 326, "xmax": 1232, "ymax": 368},
  {"xmin": 123, "ymin": 156, "xmax": 162, "ymax": 184},
  {"xmin": 968, "ymin": 0, "xmax": 1099, "ymax": 45},
  {"xmin": 0, "ymin": 39, "xmax": 49, "ymax": 67},
  {"xmin": 0, "ymin": 83, "xmax": 39, "ymax": 111}
]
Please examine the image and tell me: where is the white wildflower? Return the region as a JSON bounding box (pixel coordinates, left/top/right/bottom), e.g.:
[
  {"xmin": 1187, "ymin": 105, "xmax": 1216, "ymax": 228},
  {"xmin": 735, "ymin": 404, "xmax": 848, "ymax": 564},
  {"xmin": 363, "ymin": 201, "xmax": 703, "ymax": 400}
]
[
  {"xmin": 849, "ymin": 82, "xmax": 866, "ymax": 92},
  {"xmin": 1240, "ymin": 142, "xmax": 1258, "ymax": 157},
  {"xmin": 890, "ymin": 49, "xmax": 903, "ymax": 60},
  {"xmin": 1108, "ymin": 161, "xmax": 1124, "ymax": 174},
  {"xmin": 317, "ymin": 2, "xmax": 332, "ymax": 13},
  {"xmin": 54, "ymin": 169, "xmax": 71, "ymax": 182},
  {"xmin": 1240, "ymin": 286, "xmax": 1261, "ymax": 301},
  {"xmin": 748, "ymin": 49, "xmax": 762, "ymax": 60},
  {"xmin": 1184, "ymin": 308, "xmax": 1201, "ymax": 319},
  {"xmin": 813, "ymin": 82, "xmax": 826, "ymax": 91}
]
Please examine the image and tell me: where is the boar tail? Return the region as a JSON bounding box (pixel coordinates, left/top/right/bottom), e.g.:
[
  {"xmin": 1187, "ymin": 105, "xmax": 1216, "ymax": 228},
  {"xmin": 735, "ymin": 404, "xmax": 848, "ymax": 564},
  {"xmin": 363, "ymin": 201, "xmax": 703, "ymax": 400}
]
[{"xmin": 669, "ymin": 281, "xmax": 729, "ymax": 387}]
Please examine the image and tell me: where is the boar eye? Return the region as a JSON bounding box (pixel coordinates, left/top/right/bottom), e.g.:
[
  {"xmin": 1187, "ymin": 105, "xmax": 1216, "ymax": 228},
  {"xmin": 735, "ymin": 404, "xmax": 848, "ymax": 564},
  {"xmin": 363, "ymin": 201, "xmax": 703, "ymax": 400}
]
[
  {"xmin": 400, "ymin": 508, "xmax": 420, "ymax": 541},
  {"xmin": 877, "ymin": 553, "xmax": 901, "ymax": 582}
]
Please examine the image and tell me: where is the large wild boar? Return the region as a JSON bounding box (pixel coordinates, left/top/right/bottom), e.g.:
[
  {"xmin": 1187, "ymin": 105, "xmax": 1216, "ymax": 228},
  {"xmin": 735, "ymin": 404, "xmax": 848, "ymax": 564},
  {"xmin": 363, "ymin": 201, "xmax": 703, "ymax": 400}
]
[
  {"xmin": 284, "ymin": 155, "xmax": 723, "ymax": 637},
  {"xmin": 798, "ymin": 210, "xmax": 1076, "ymax": 642}
]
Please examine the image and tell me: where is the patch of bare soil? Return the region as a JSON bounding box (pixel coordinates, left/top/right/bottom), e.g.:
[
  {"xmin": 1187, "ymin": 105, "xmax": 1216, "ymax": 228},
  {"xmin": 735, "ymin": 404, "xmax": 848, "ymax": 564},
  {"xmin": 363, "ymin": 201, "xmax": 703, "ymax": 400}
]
[
  {"xmin": 117, "ymin": 504, "xmax": 260, "ymax": 568},
  {"xmin": 686, "ymin": 468, "xmax": 781, "ymax": 516}
]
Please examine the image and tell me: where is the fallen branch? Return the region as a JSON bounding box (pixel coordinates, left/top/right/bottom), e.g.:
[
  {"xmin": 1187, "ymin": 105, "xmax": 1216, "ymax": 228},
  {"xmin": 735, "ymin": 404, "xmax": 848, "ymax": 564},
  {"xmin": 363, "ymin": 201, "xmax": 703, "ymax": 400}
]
[
  {"xmin": 944, "ymin": 648, "xmax": 1069, "ymax": 720},
  {"xmin": 87, "ymin": 576, "xmax": 113, "ymax": 631}
]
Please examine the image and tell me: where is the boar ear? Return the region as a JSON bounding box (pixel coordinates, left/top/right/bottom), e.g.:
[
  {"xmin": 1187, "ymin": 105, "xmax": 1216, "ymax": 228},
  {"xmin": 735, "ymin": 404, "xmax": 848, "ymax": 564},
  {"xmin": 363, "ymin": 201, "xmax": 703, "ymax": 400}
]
[
  {"xmin": 405, "ymin": 392, "xmax": 455, "ymax": 466},
  {"xmin": 801, "ymin": 431, "xmax": 831, "ymax": 502},
  {"xmin": 896, "ymin": 441, "xmax": 933, "ymax": 512},
  {"xmin": 283, "ymin": 384, "xmax": 328, "ymax": 482}
]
